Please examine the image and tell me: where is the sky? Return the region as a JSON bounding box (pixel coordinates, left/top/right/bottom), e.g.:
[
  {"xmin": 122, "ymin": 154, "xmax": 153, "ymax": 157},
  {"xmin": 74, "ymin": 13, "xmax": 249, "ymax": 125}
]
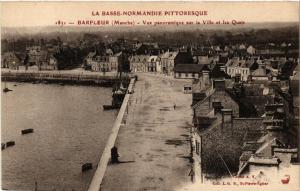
[{"xmin": 0, "ymin": 2, "xmax": 299, "ymax": 27}]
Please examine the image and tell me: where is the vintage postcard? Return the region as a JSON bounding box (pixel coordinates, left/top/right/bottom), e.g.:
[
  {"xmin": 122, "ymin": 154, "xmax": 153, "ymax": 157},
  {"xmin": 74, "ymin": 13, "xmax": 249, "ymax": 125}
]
[{"xmin": 1, "ymin": 1, "xmax": 299, "ymax": 191}]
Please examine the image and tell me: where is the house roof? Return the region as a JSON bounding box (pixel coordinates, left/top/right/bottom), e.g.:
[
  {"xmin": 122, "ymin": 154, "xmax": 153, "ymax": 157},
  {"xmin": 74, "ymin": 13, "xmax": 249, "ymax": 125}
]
[
  {"xmin": 251, "ymin": 66, "xmax": 267, "ymax": 77},
  {"xmin": 226, "ymin": 58, "xmax": 255, "ymax": 68},
  {"xmin": 106, "ymin": 48, "xmax": 114, "ymax": 55},
  {"xmin": 240, "ymin": 151, "xmax": 253, "ymax": 161},
  {"xmin": 130, "ymin": 55, "xmax": 150, "ymax": 62},
  {"xmin": 86, "ymin": 52, "xmax": 96, "ymax": 59},
  {"xmin": 242, "ymin": 142, "xmax": 262, "ymax": 152},
  {"xmin": 244, "ymin": 130, "xmax": 264, "ymax": 142},
  {"xmin": 161, "ymin": 51, "xmax": 178, "ymax": 59},
  {"xmin": 174, "ymin": 64, "xmax": 206, "ymax": 73},
  {"xmin": 2, "ymin": 52, "xmax": 22, "ymax": 61},
  {"xmin": 114, "ymin": 52, "xmax": 122, "ymax": 57}
]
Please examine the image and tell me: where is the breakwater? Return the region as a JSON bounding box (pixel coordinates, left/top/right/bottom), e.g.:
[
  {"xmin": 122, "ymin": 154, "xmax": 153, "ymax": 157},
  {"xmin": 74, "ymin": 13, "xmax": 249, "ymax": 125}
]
[
  {"xmin": 88, "ymin": 77, "xmax": 135, "ymax": 191},
  {"xmin": 1, "ymin": 70, "xmax": 130, "ymax": 87}
]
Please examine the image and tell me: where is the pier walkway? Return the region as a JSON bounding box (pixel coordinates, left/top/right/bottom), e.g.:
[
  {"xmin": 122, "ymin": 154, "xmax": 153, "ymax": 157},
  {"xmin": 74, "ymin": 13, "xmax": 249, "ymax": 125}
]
[
  {"xmin": 100, "ymin": 73, "xmax": 193, "ymax": 191},
  {"xmin": 1, "ymin": 69, "xmax": 129, "ymax": 86}
]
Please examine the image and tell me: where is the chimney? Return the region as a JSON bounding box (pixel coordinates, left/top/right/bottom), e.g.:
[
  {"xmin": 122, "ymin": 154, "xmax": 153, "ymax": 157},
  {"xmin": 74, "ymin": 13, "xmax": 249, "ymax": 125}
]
[
  {"xmin": 213, "ymin": 80, "xmax": 225, "ymax": 91},
  {"xmin": 221, "ymin": 109, "xmax": 233, "ymax": 127},
  {"xmin": 202, "ymin": 70, "xmax": 210, "ymax": 86},
  {"xmin": 263, "ymin": 103, "xmax": 285, "ymax": 143}
]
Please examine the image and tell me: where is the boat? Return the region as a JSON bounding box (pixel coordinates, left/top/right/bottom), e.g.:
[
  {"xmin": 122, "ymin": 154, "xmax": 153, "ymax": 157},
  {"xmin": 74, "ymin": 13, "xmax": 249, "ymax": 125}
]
[
  {"xmin": 3, "ymin": 80, "xmax": 12, "ymax": 93},
  {"xmin": 103, "ymin": 105, "xmax": 120, "ymax": 110},
  {"xmin": 82, "ymin": 163, "xmax": 93, "ymax": 172},
  {"xmin": 103, "ymin": 88, "xmax": 126, "ymax": 110},
  {"xmin": 1, "ymin": 143, "xmax": 6, "ymax": 150},
  {"xmin": 21, "ymin": 128, "xmax": 34, "ymax": 135},
  {"xmin": 103, "ymin": 73, "xmax": 127, "ymax": 110},
  {"xmin": 3, "ymin": 87, "xmax": 12, "ymax": 93},
  {"xmin": 6, "ymin": 141, "xmax": 15, "ymax": 147}
]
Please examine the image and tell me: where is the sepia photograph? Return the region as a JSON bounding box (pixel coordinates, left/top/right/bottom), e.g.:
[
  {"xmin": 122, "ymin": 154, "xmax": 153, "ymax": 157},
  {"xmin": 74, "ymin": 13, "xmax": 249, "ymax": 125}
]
[{"xmin": 0, "ymin": 1, "xmax": 299, "ymax": 191}]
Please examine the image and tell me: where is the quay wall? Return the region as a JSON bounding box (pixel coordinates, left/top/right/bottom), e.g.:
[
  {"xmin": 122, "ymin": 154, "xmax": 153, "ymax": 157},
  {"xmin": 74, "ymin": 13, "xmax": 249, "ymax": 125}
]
[
  {"xmin": 87, "ymin": 77, "xmax": 135, "ymax": 191},
  {"xmin": 1, "ymin": 71, "xmax": 130, "ymax": 87}
]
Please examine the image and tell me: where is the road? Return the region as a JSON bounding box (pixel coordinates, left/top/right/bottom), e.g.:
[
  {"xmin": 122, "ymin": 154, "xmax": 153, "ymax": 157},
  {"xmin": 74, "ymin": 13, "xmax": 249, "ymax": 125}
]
[{"xmin": 101, "ymin": 73, "xmax": 193, "ymax": 191}]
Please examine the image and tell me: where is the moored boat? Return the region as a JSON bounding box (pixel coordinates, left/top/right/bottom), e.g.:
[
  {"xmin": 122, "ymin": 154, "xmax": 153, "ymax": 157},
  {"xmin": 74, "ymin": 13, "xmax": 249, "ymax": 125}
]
[
  {"xmin": 1, "ymin": 143, "xmax": 6, "ymax": 150},
  {"xmin": 6, "ymin": 141, "xmax": 15, "ymax": 147},
  {"xmin": 21, "ymin": 128, "xmax": 34, "ymax": 135},
  {"xmin": 103, "ymin": 105, "xmax": 120, "ymax": 110},
  {"xmin": 3, "ymin": 87, "xmax": 12, "ymax": 93},
  {"xmin": 82, "ymin": 163, "xmax": 93, "ymax": 172}
]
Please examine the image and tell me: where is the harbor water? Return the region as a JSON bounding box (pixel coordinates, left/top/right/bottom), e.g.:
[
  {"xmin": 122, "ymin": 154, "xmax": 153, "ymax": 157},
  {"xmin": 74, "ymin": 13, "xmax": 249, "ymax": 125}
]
[{"xmin": 1, "ymin": 82, "xmax": 118, "ymax": 191}]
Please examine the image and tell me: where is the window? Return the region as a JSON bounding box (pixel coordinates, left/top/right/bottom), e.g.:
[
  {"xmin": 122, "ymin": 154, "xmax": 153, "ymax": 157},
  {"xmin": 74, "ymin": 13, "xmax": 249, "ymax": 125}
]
[
  {"xmin": 196, "ymin": 141, "xmax": 200, "ymax": 155},
  {"xmin": 192, "ymin": 73, "xmax": 195, "ymax": 77},
  {"xmin": 185, "ymin": 73, "xmax": 188, "ymax": 77},
  {"xmin": 212, "ymin": 102, "xmax": 222, "ymax": 112}
]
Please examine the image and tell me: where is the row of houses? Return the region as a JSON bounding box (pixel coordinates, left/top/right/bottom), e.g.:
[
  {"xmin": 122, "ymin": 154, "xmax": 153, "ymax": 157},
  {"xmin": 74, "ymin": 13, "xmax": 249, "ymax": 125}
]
[
  {"xmin": 127, "ymin": 49, "xmax": 298, "ymax": 82},
  {"xmin": 1, "ymin": 46, "xmax": 59, "ymax": 71},
  {"xmin": 130, "ymin": 51, "xmax": 194, "ymax": 74}
]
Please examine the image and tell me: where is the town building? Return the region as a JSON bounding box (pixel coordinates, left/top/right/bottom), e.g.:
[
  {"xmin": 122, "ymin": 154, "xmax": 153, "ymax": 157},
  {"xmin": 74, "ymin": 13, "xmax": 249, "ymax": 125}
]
[
  {"xmin": 174, "ymin": 64, "xmax": 205, "ymax": 79},
  {"xmin": 237, "ymin": 103, "xmax": 298, "ymax": 177},
  {"xmin": 250, "ymin": 62, "xmax": 269, "ymax": 81},
  {"xmin": 1, "ymin": 52, "xmax": 23, "ymax": 70},
  {"xmin": 87, "ymin": 50, "xmax": 124, "ymax": 72},
  {"xmin": 191, "ymin": 80, "xmax": 265, "ymax": 182},
  {"xmin": 226, "ymin": 58, "xmax": 258, "ymax": 81},
  {"xmin": 160, "ymin": 51, "xmax": 178, "ymax": 75},
  {"xmin": 129, "ymin": 55, "xmax": 150, "ymax": 72},
  {"xmin": 147, "ymin": 56, "xmax": 160, "ymax": 72},
  {"xmin": 247, "ymin": 45, "xmax": 256, "ymax": 55}
]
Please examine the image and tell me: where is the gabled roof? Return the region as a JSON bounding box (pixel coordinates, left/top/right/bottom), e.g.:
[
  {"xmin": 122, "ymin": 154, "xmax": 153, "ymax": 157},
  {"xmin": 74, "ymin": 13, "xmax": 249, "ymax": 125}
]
[
  {"xmin": 161, "ymin": 51, "xmax": 178, "ymax": 59},
  {"xmin": 113, "ymin": 52, "xmax": 122, "ymax": 57},
  {"xmin": 130, "ymin": 55, "xmax": 150, "ymax": 62},
  {"xmin": 226, "ymin": 58, "xmax": 255, "ymax": 68},
  {"xmin": 240, "ymin": 151, "xmax": 253, "ymax": 162},
  {"xmin": 174, "ymin": 64, "xmax": 206, "ymax": 73},
  {"xmin": 106, "ymin": 48, "xmax": 114, "ymax": 55},
  {"xmin": 242, "ymin": 143, "xmax": 262, "ymax": 152},
  {"xmin": 86, "ymin": 52, "xmax": 96, "ymax": 59}
]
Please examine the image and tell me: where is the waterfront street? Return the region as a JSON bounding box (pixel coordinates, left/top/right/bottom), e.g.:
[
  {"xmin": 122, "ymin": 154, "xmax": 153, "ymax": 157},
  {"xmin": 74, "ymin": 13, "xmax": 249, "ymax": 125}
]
[{"xmin": 101, "ymin": 73, "xmax": 193, "ymax": 191}]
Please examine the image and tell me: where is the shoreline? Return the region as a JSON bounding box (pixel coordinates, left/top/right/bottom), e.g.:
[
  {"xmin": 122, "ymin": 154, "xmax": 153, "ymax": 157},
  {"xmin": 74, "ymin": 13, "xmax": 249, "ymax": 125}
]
[{"xmin": 88, "ymin": 77, "xmax": 136, "ymax": 191}]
